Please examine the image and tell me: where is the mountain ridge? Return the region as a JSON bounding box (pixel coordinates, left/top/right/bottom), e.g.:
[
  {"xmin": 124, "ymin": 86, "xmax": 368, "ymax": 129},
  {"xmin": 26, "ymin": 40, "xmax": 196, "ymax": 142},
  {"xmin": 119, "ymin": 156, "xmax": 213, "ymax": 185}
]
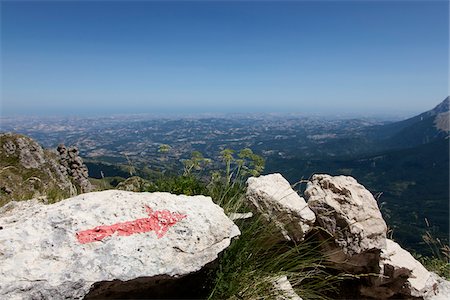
[{"xmin": 368, "ymin": 96, "xmax": 449, "ymax": 149}]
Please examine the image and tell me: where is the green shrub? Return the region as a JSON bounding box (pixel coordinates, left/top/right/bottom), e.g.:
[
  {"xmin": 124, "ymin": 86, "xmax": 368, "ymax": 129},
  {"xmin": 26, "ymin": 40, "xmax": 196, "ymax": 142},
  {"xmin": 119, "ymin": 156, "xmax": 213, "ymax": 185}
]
[
  {"xmin": 415, "ymin": 231, "xmax": 450, "ymax": 279},
  {"xmin": 145, "ymin": 175, "xmax": 209, "ymax": 196}
]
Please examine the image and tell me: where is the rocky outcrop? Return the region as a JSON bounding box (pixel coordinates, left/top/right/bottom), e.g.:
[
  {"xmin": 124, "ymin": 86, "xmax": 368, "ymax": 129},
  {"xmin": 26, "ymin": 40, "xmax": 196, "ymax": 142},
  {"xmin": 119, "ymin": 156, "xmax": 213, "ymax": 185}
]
[
  {"xmin": 0, "ymin": 134, "xmax": 93, "ymax": 206},
  {"xmin": 0, "ymin": 133, "xmax": 77, "ymax": 205},
  {"xmin": 305, "ymin": 174, "xmax": 387, "ymax": 273},
  {"xmin": 246, "ymin": 173, "xmax": 316, "ymax": 242},
  {"xmin": 0, "ymin": 190, "xmax": 239, "ymax": 299},
  {"xmin": 246, "ymin": 173, "xmax": 449, "ymax": 299},
  {"xmin": 362, "ymin": 239, "xmax": 450, "ymax": 299},
  {"xmin": 57, "ymin": 144, "xmax": 92, "ymax": 193},
  {"xmin": 434, "ymin": 111, "xmax": 449, "ymax": 132},
  {"xmin": 302, "ymin": 173, "xmax": 449, "ymax": 299},
  {"xmin": 432, "ymin": 95, "xmax": 449, "ymax": 132}
]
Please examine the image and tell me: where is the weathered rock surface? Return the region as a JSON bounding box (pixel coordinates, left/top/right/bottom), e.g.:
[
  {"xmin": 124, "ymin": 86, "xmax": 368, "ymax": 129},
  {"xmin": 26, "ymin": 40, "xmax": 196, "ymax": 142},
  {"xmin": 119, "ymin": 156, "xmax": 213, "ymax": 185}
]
[
  {"xmin": 57, "ymin": 144, "xmax": 92, "ymax": 193},
  {"xmin": 434, "ymin": 111, "xmax": 450, "ymax": 132},
  {"xmin": 0, "ymin": 190, "xmax": 240, "ymax": 299},
  {"xmin": 362, "ymin": 239, "xmax": 450, "ymax": 299},
  {"xmin": 424, "ymin": 273, "xmax": 450, "ymax": 300},
  {"xmin": 0, "ymin": 133, "xmax": 77, "ymax": 205},
  {"xmin": 304, "ymin": 174, "xmax": 387, "ymax": 272},
  {"xmin": 303, "ymin": 173, "xmax": 450, "ymax": 299},
  {"xmin": 246, "ymin": 173, "xmax": 316, "ymax": 242}
]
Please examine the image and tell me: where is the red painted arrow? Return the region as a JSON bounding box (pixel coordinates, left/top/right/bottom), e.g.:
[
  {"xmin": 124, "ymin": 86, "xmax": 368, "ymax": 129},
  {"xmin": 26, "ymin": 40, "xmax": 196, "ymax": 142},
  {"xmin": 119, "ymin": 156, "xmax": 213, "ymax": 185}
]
[{"xmin": 76, "ymin": 206, "xmax": 187, "ymax": 244}]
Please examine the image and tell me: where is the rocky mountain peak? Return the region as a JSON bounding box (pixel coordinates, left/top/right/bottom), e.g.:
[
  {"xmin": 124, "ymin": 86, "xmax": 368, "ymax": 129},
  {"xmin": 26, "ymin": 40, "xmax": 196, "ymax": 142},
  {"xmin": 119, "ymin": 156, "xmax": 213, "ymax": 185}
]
[{"xmin": 430, "ymin": 96, "xmax": 449, "ymax": 115}]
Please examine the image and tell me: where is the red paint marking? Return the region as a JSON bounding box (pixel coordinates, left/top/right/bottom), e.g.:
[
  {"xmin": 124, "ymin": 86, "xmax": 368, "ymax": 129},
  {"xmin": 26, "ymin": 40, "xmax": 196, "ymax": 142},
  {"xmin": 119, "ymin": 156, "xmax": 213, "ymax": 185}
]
[{"xmin": 76, "ymin": 206, "xmax": 186, "ymax": 244}]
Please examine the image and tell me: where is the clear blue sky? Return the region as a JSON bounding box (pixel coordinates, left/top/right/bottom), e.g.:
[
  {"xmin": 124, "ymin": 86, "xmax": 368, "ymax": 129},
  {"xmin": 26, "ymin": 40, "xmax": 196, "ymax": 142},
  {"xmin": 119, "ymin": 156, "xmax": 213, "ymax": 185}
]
[{"xmin": 1, "ymin": 0, "xmax": 448, "ymax": 116}]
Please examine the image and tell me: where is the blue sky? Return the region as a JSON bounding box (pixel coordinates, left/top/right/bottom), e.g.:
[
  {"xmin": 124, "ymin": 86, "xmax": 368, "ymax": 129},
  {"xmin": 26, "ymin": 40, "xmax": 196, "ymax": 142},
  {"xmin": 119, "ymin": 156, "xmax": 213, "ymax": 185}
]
[{"xmin": 1, "ymin": 0, "xmax": 448, "ymax": 116}]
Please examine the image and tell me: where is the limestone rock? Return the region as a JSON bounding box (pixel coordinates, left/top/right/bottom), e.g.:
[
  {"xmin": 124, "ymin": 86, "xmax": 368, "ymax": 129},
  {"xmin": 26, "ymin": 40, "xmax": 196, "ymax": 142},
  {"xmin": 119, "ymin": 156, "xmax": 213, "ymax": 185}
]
[
  {"xmin": 0, "ymin": 190, "xmax": 240, "ymax": 299},
  {"xmin": 362, "ymin": 239, "xmax": 450, "ymax": 299},
  {"xmin": 305, "ymin": 174, "xmax": 387, "ymax": 272},
  {"xmin": 424, "ymin": 273, "xmax": 450, "ymax": 300},
  {"xmin": 386, "ymin": 239, "xmax": 431, "ymax": 297},
  {"xmin": 246, "ymin": 174, "xmax": 316, "ymax": 242}
]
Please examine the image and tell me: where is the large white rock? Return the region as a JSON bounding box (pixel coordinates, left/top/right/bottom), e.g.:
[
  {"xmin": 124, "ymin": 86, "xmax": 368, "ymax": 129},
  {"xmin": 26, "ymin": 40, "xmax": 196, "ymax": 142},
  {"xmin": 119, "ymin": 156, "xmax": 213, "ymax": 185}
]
[
  {"xmin": 362, "ymin": 239, "xmax": 450, "ymax": 299},
  {"xmin": 0, "ymin": 190, "xmax": 240, "ymax": 299},
  {"xmin": 304, "ymin": 174, "xmax": 387, "ymax": 272},
  {"xmin": 246, "ymin": 174, "xmax": 316, "ymax": 242}
]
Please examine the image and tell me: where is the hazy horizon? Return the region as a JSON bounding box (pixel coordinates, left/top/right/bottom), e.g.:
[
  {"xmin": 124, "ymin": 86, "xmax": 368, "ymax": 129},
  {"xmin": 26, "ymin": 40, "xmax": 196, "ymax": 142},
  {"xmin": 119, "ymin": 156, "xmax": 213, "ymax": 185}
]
[
  {"xmin": 0, "ymin": 104, "xmax": 440, "ymax": 123},
  {"xmin": 1, "ymin": 1, "xmax": 448, "ymax": 116}
]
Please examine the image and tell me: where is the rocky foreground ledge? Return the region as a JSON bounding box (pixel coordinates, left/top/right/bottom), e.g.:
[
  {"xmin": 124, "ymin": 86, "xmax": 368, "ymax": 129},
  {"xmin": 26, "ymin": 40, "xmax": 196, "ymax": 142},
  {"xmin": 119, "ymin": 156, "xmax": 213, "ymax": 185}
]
[
  {"xmin": 0, "ymin": 173, "xmax": 449, "ymax": 299},
  {"xmin": 0, "ymin": 190, "xmax": 239, "ymax": 299}
]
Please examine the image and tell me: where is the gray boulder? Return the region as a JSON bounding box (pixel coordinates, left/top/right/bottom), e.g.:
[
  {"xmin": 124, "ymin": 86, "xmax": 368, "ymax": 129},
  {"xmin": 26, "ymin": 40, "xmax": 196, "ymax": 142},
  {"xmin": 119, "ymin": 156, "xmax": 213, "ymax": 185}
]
[
  {"xmin": 246, "ymin": 173, "xmax": 316, "ymax": 242},
  {"xmin": 57, "ymin": 144, "xmax": 92, "ymax": 193},
  {"xmin": 305, "ymin": 174, "xmax": 387, "ymax": 272},
  {"xmin": 0, "ymin": 190, "xmax": 239, "ymax": 299}
]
